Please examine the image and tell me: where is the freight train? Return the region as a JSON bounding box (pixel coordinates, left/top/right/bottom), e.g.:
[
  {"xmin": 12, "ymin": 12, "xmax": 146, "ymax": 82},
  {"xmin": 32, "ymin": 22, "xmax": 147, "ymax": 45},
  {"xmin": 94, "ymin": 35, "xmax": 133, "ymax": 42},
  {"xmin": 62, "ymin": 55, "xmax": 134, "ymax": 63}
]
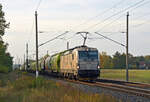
[{"xmin": 27, "ymin": 46, "xmax": 100, "ymax": 80}]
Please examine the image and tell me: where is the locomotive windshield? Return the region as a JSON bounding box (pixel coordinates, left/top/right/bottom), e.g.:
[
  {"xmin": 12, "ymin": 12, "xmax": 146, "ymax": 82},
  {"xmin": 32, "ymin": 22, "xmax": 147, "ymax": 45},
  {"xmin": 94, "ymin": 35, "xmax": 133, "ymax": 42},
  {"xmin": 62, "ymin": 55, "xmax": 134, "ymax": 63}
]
[{"xmin": 78, "ymin": 51, "xmax": 98, "ymax": 59}]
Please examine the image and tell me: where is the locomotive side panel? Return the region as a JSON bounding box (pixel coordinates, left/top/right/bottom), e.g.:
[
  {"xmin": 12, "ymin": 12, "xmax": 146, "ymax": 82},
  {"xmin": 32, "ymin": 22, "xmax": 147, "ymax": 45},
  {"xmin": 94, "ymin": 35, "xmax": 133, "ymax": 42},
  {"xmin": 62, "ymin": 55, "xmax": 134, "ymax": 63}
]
[{"xmin": 60, "ymin": 50, "xmax": 78, "ymax": 76}]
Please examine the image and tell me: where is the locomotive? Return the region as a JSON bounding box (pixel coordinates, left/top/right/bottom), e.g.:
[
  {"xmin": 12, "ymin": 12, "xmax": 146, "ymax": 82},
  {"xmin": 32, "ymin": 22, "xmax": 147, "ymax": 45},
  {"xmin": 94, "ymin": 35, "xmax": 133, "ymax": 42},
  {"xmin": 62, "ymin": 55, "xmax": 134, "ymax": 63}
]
[{"xmin": 28, "ymin": 45, "xmax": 100, "ymax": 80}]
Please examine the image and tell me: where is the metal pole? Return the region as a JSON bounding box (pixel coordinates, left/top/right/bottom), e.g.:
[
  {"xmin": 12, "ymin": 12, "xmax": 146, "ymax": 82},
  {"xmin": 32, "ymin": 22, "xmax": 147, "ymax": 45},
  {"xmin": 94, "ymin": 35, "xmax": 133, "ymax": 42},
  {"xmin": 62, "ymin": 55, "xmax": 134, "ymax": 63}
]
[
  {"xmin": 26, "ymin": 43, "xmax": 28, "ymax": 70},
  {"xmin": 47, "ymin": 50, "xmax": 49, "ymax": 55},
  {"xmin": 67, "ymin": 42, "xmax": 69, "ymax": 50},
  {"xmin": 24, "ymin": 54, "xmax": 25, "ymax": 70},
  {"xmin": 35, "ymin": 11, "xmax": 39, "ymax": 78},
  {"xmin": 126, "ymin": 12, "xmax": 129, "ymax": 82}
]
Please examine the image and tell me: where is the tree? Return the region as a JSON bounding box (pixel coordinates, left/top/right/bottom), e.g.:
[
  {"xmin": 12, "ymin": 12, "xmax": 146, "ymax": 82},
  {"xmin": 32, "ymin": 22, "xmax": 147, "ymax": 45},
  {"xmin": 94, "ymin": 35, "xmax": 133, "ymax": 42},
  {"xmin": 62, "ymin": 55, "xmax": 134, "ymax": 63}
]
[
  {"xmin": 145, "ymin": 55, "xmax": 150, "ymax": 62},
  {"xmin": 112, "ymin": 51, "xmax": 121, "ymax": 68},
  {"xmin": 0, "ymin": 4, "xmax": 12, "ymax": 73},
  {"xmin": 100, "ymin": 52, "xmax": 113, "ymax": 68},
  {"xmin": 112, "ymin": 51, "xmax": 126, "ymax": 69}
]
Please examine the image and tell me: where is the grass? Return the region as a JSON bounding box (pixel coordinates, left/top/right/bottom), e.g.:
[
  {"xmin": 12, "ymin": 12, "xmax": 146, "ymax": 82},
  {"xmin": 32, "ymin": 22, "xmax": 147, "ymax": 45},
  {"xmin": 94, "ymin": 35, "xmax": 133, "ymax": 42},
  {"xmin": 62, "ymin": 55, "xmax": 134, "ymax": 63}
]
[
  {"xmin": 0, "ymin": 71, "xmax": 120, "ymax": 102},
  {"xmin": 100, "ymin": 69, "xmax": 150, "ymax": 83}
]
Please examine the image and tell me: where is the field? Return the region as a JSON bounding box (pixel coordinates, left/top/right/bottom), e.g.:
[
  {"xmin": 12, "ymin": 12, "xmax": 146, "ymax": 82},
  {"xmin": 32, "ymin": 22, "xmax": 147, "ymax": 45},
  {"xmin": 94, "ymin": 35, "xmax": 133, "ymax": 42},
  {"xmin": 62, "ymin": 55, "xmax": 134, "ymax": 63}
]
[
  {"xmin": 0, "ymin": 71, "xmax": 119, "ymax": 102},
  {"xmin": 100, "ymin": 69, "xmax": 150, "ymax": 84}
]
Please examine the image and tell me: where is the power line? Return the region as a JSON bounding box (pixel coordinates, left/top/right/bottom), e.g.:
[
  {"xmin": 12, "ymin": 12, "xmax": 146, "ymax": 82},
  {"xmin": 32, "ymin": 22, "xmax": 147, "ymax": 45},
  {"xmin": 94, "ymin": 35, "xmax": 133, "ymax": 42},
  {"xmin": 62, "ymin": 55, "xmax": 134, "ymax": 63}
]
[
  {"xmin": 83, "ymin": 0, "xmax": 145, "ymax": 31},
  {"xmin": 129, "ymin": 0, "xmax": 150, "ymax": 12},
  {"xmin": 88, "ymin": 31, "xmax": 126, "ymax": 45},
  {"xmin": 38, "ymin": 31, "xmax": 69, "ymax": 47},
  {"xmin": 95, "ymin": 32, "xmax": 126, "ymax": 47},
  {"xmin": 35, "ymin": 0, "xmax": 43, "ymax": 11},
  {"xmin": 69, "ymin": 0, "xmax": 126, "ymax": 31},
  {"xmin": 96, "ymin": 0, "xmax": 150, "ymax": 35},
  {"xmin": 96, "ymin": 13, "xmax": 125, "ymax": 32}
]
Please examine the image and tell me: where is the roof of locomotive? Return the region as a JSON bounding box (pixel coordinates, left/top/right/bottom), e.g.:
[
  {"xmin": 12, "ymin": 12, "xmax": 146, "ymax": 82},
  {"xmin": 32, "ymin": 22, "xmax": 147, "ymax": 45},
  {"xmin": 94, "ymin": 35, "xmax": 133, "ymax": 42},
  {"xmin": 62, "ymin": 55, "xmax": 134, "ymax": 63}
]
[
  {"xmin": 51, "ymin": 45, "xmax": 98, "ymax": 57},
  {"xmin": 73, "ymin": 46, "xmax": 97, "ymax": 51}
]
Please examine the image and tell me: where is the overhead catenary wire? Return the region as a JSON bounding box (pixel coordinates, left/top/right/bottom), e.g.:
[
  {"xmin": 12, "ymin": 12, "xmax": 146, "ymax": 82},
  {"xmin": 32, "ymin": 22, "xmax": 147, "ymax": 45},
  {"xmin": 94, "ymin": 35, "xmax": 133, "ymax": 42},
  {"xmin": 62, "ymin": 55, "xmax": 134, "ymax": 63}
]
[
  {"xmin": 130, "ymin": 0, "xmax": 150, "ymax": 26},
  {"xmin": 35, "ymin": 0, "xmax": 43, "ymax": 11},
  {"xmin": 83, "ymin": 0, "xmax": 145, "ymax": 31},
  {"xmin": 96, "ymin": 13, "xmax": 125, "ymax": 32},
  {"xmin": 80, "ymin": 1, "xmax": 150, "ymax": 48},
  {"xmin": 129, "ymin": 1, "xmax": 150, "ymax": 28},
  {"xmin": 95, "ymin": 32, "xmax": 126, "ymax": 47},
  {"xmin": 95, "ymin": 0, "xmax": 150, "ymax": 35},
  {"xmin": 129, "ymin": 0, "xmax": 150, "ymax": 12},
  {"xmin": 67, "ymin": 0, "xmax": 126, "ymax": 43},
  {"xmin": 69, "ymin": 0, "xmax": 126, "ymax": 31},
  {"xmin": 32, "ymin": 0, "xmax": 146, "ymax": 49},
  {"xmin": 88, "ymin": 33, "xmax": 124, "ymax": 44},
  {"xmin": 89, "ymin": 0, "xmax": 150, "ymax": 33},
  {"xmin": 26, "ymin": 0, "xmax": 150, "ymax": 57},
  {"xmin": 38, "ymin": 31, "xmax": 69, "ymax": 47}
]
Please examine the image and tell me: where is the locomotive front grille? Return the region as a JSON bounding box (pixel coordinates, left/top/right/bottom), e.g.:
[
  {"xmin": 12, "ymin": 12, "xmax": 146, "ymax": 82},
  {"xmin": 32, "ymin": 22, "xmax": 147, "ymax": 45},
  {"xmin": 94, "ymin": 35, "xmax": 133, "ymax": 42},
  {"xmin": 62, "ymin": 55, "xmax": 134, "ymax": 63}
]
[{"xmin": 78, "ymin": 70, "xmax": 100, "ymax": 78}]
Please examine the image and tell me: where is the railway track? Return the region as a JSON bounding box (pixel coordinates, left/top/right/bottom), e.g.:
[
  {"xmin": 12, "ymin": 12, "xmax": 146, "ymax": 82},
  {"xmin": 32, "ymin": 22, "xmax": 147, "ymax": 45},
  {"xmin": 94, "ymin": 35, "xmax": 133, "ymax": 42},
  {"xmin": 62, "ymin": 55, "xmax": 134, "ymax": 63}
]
[
  {"xmin": 65, "ymin": 79, "xmax": 150, "ymax": 99},
  {"xmin": 97, "ymin": 79, "xmax": 150, "ymax": 89}
]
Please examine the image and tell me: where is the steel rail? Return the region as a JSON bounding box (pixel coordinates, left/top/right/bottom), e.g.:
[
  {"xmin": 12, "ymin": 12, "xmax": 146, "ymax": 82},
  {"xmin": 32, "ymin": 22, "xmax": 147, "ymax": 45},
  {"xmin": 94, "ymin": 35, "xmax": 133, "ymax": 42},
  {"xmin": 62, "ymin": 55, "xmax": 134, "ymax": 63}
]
[
  {"xmin": 97, "ymin": 79, "xmax": 150, "ymax": 88},
  {"xmin": 65, "ymin": 79, "xmax": 150, "ymax": 99}
]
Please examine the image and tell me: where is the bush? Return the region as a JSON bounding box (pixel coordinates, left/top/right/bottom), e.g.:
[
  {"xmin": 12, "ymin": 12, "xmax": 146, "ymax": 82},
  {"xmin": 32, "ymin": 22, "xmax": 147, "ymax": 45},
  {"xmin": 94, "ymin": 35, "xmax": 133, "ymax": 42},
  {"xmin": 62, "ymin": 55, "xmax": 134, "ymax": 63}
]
[
  {"xmin": 0, "ymin": 65, "xmax": 9, "ymax": 73},
  {"xmin": 32, "ymin": 77, "xmax": 45, "ymax": 88}
]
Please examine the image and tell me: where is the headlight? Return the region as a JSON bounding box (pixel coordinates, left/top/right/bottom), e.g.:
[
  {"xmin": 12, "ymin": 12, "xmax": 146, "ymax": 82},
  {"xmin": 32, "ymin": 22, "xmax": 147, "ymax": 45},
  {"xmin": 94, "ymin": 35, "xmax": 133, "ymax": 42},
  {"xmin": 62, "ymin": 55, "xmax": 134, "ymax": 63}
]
[
  {"xmin": 77, "ymin": 66, "xmax": 79, "ymax": 69},
  {"xmin": 98, "ymin": 66, "xmax": 100, "ymax": 69}
]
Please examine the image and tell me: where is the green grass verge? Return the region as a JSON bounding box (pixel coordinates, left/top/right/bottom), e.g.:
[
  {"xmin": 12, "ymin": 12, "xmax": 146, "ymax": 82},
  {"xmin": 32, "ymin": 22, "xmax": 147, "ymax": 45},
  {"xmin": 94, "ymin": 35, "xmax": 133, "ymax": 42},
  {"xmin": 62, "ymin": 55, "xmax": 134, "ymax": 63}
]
[
  {"xmin": 100, "ymin": 69, "xmax": 150, "ymax": 83},
  {"xmin": 0, "ymin": 71, "xmax": 120, "ymax": 102}
]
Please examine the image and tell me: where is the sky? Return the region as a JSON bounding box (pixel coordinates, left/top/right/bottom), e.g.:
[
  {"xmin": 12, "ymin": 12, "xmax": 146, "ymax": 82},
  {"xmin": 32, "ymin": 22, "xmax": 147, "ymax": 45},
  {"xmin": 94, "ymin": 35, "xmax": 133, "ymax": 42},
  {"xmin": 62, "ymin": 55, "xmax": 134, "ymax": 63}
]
[{"xmin": 0, "ymin": 0, "xmax": 150, "ymax": 64}]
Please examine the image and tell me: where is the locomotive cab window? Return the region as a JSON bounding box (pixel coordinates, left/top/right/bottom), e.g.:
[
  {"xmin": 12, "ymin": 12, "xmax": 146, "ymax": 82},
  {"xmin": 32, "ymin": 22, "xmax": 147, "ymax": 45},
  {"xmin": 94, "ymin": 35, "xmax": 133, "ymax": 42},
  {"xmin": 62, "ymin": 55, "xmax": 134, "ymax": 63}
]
[{"xmin": 78, "ymin": 51, "xmax": 98, "ymax": 59}]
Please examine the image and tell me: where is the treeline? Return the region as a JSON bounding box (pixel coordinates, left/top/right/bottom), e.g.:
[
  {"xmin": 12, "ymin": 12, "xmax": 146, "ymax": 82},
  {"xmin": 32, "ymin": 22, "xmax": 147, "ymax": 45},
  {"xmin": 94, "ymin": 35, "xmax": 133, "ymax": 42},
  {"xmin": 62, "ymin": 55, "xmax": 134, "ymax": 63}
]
[
  {"xmin": 100, "ymin": 52, "xmax": 150, "ymax": 69},
  {"xmin": 0, "ymin": 4, "xmax": 13, "ymax": 73}
]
